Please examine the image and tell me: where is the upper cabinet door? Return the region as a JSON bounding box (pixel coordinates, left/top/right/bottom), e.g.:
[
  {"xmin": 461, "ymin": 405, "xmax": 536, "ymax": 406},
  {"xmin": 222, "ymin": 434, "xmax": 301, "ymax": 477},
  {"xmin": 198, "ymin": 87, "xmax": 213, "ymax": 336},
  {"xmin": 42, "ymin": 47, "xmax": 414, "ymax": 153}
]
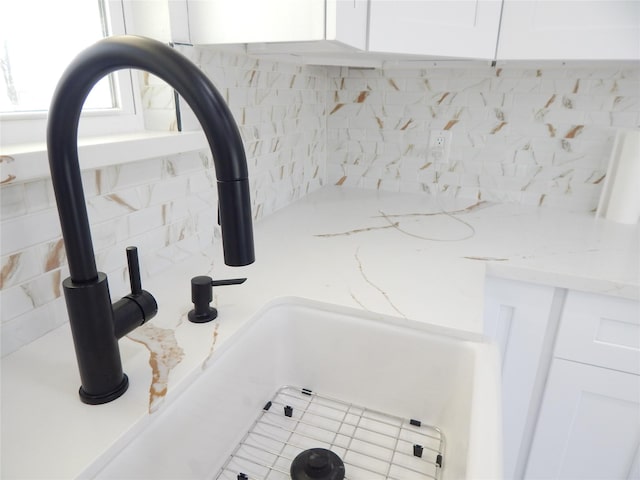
[
  {"xmin": 498, "ymin": 0, "xmax": 640, "ymax": 60},
  {"xmin": 123, "ymin": 0, "xmax": 191, "ymax": 43},
  {"xmin": 186, "ymin": 0, "xmax": 367, "ymax": 48},
  {"xmin": 367, "ymin": 0, "xmax": 503, "ymax": 60},
  {"xmin": 188, "ymin": 0, "xmax": 325, "ymax": 44},
  {"xmin": 327, "ymin": 0, "xmax": 369, "ymax": 50}
]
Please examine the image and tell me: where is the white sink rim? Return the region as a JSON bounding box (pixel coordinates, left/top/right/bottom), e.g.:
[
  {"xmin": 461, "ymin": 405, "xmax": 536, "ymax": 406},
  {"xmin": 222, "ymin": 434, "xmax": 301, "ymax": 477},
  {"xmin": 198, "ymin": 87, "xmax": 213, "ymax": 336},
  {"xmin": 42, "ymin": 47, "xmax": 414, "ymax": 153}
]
[{"xmin": 86, "ymin": 296, "xmax": 502, "ymax": 479}]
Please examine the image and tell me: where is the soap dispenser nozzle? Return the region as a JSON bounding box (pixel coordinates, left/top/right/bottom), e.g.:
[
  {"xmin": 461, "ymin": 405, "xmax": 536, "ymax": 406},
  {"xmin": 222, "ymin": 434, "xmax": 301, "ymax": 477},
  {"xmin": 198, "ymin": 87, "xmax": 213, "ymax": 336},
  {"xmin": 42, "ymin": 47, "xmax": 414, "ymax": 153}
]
[{"xmin": 188, "ymin": 275, "xmax": 246, "ymax": 323}]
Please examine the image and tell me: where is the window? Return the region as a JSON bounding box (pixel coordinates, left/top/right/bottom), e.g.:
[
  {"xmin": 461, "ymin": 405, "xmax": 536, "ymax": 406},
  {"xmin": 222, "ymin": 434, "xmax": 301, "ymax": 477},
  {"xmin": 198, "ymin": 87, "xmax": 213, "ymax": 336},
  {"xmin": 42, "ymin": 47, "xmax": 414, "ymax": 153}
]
[{"xmin": 0, "ymin": 0, "xmax": 143, "ymax": 146}]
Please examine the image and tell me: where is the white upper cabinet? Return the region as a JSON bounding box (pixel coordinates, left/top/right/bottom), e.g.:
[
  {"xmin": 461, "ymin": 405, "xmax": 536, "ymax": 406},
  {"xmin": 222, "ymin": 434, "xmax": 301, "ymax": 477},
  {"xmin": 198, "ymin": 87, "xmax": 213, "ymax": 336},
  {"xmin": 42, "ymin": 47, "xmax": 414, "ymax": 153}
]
[
  {"xmin": 497, "ymin": 0, "xmax": 640, "ymax": 60},
  {"xmin": 187, "ymin": 0, "xmax": 367, "ymax": 49},
  {"xmin": 135, "ymin": 0, "xmax": 640, "ymax": 62},
  {"xmin": 327, "ymin": 0, "xmax": 369, "ymax": 50},
  {"xmin": 122, "ymin": 0, "xmax": 191, "ymax": 44},
  {"xmin": 367, "ymin": 0, "xmax": 503, "ymax": 60}
]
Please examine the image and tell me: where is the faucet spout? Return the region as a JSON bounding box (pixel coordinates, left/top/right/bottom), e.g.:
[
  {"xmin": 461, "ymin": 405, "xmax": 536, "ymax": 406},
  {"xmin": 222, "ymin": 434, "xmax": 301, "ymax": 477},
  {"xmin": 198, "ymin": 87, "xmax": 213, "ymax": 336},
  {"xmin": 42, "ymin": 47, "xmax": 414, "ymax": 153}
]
[{"xmin": 47, "ymin": 36, "xmax": 255, "ymax": 404}]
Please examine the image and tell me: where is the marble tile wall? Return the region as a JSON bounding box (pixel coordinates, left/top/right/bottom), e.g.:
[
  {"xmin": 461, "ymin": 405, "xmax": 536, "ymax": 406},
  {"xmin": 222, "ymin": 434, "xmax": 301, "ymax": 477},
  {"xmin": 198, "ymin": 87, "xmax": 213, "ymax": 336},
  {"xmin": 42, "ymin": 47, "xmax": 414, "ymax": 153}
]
[
  {"xmin": 188, "ymin": 46, "xmax": 328, "ymax": 218},
  {"xmin": 1, "ymin": 152, "xmax": 221, "ymax": 354},
  {"xmin": 327, "ymin": 65, "xmax": 640, "ymax": 210},
  {"xmin": 2, "ymin": 49, "xmax": 638, "ymax": 355},
  {"xmin": 0, "ymin": 46, "xmax": 328, "ymax": 355}
]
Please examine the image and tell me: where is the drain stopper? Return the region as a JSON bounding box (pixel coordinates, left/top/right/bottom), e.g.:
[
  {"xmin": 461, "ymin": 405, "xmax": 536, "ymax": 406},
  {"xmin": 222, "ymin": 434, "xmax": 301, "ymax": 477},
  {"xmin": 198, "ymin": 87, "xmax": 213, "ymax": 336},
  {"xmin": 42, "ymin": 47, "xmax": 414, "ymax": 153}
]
[{"xmin": 290, "ymin": 448, "xmax": 345, "ymax": 480}]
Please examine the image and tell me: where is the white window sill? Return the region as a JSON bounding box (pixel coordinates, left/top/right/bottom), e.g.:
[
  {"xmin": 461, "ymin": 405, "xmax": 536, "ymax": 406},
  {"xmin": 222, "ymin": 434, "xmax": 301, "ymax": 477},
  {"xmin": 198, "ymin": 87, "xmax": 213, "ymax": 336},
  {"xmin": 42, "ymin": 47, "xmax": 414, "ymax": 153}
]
[{"xmin": 1, "ymin": 130, "xmax": 208, "ymax": 185}]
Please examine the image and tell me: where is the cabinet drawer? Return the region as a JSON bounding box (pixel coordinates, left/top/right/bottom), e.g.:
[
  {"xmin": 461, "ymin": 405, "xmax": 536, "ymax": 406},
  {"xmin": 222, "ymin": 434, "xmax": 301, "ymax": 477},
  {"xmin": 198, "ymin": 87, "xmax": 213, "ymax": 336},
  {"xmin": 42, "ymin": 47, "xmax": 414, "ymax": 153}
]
[{"xmin": 555, "ymin": 291, "xmax": 640, "ymax": 374}]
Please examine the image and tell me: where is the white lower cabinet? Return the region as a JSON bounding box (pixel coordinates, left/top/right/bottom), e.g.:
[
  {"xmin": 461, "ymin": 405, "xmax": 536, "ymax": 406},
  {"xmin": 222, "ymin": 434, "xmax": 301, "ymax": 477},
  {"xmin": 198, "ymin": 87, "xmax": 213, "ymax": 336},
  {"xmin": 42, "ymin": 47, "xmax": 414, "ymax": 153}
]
[
  {"xmin": 554, "ymin": 291, "xmax": 640, "ymax": 376},
  {"xmin": 524, "ymin": 290, "xmax": 640, "ymax": 479},
  {"xmin": 485, "ymin": 280, "xmax": 640, "ymax": 480},
  {"xmin": 483, "ymin": 277, "xmax": 560, "ymax": 480},
  {"xmin": 525, "ymin": 359, "xmax": 640, "ymax": 479}
]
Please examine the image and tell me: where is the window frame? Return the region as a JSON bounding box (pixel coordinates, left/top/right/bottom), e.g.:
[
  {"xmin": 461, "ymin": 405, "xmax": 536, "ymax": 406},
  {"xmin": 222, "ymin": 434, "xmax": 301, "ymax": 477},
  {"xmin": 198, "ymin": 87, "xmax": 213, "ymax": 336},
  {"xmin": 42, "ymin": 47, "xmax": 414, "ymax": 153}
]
[{"xmin": 0, "ymin": 0, "xmax": 145, "ymax": 147}]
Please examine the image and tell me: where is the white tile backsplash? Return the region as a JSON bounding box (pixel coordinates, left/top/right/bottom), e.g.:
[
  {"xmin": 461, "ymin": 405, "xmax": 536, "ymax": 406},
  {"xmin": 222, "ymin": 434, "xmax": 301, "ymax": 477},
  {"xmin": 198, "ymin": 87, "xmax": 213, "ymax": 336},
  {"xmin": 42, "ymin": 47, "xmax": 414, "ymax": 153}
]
[
  {"xmin": 327, "ymin": 65, "xmax": 639, "ymax": 208},
  {"xmin": 1, "ymin": 45, "xmax": 638, "ymax": 355},
  {"xmin": 0, "ymin": 45, "xmax": 327, "ymax": 355}
]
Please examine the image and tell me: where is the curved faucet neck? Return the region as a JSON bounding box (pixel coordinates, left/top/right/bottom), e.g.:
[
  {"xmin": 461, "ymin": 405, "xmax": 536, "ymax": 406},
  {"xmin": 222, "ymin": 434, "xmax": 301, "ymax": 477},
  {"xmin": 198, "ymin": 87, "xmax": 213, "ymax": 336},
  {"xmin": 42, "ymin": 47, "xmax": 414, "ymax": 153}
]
[{"xmin": 47, "ymin": 36, "xmax": 254, "ymax": 283}]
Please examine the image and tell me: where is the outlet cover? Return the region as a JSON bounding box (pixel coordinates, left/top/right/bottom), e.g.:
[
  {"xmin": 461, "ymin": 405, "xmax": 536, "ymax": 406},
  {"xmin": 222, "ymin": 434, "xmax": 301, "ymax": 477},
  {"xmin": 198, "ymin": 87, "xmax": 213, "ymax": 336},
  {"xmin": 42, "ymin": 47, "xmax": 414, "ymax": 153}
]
[{"xmin": 428, "ymin": 129, "xmax": 452, "ymax": 163}]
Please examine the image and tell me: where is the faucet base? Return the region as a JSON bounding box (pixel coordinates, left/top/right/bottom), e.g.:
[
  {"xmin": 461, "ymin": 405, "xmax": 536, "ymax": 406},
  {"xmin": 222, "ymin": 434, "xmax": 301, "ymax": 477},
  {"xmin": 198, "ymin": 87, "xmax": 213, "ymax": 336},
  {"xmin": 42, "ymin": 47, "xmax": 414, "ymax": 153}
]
[
  {"xmin": 188, "ymin": 306, "xmax": 218, "ymax": 323},
  {"xmin": 79, "ymin": 374, "xmax": 129, "ymax": 405}
]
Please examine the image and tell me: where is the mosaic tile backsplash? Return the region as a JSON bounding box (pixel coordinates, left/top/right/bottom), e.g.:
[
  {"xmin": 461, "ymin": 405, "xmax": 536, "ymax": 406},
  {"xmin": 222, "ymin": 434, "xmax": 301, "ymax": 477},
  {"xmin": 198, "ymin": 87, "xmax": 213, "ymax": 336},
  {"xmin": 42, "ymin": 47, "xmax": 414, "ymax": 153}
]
[
  {"xmin": 327, "ymin": 65, "xmax": 639, "ymax": 209},
  {"xmin": 1, "ymin": 44, "xmax": 639, "ymax": 355},
  {"xmin": 1, "ymin": 46, "xmax": 327, "ymax": 355}
]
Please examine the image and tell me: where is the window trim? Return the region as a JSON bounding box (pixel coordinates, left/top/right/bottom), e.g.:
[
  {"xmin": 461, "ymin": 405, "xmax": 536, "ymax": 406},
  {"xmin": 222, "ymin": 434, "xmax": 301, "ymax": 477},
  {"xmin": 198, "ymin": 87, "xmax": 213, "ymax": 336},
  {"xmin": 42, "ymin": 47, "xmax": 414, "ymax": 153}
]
[
  {"xmin": 0, "ymin": 0, "xmax": 145, "ymax": 148},
  {"xmin": 1, "ymin": 130, "xmax": 207, "ymax": 185}
]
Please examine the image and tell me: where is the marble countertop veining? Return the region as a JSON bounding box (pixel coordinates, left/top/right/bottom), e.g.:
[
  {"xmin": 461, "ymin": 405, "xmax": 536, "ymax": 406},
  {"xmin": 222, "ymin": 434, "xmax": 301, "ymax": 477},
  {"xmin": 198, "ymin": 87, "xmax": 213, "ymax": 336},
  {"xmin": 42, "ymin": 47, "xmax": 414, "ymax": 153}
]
[{"xmin": 1, "ymin": 186, "xmax": 638, "ymax": 479}]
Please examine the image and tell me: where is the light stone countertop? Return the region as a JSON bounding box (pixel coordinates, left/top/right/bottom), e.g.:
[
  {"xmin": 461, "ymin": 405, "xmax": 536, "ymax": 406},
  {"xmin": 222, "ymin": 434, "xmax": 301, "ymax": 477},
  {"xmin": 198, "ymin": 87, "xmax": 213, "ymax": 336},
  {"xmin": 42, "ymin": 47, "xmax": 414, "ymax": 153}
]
[{"xmin": 2, "ymin": 186, "xmax": 638, "ymax": 479}]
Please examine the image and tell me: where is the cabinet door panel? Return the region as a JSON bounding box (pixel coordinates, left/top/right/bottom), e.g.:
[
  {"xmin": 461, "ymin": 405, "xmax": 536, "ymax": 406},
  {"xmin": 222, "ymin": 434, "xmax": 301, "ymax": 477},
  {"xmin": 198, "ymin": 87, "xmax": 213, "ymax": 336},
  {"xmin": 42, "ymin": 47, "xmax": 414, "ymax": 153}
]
[
  {"xmin": 526, "ymin": 359, "xmax": 640, "ymax": 479},
  {"xmin": 483, "ymin": 277, "xmax": 557, "ymax": 480},
  {"xmin": 498, "ymin": 0, "xmax": 640, "ymax": 60},
  {"xmin": 188, "ymin": 0, "xmax": 325, "ymax": 44},
  {"xmin": 555, "ymin": 291, "xmax": 640, "ymax": 375},
  {"xmin": 329, "ymin": 0, "xmax": 368, "ymax": 49},
  {"xmin": 368, "ymin": 0, "xmax": 502, "ymax": 59}
]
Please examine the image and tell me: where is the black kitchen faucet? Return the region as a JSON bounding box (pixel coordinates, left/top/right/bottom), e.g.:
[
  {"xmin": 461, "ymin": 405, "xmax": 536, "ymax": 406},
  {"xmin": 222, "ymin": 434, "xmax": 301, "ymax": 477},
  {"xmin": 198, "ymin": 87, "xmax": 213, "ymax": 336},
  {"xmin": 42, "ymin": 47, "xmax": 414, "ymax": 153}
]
[{"xmin": 47, "ymin": 35, "xmax": 255, "ymax": 404}]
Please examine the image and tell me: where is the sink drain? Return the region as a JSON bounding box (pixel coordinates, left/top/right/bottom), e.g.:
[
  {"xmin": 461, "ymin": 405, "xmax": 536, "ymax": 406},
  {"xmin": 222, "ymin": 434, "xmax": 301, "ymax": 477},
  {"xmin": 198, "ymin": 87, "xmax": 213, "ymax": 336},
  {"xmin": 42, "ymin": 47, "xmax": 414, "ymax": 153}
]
[
  {"xmin": 290, "ymin": 448, "xmax": 345, "ymax": 480},
  {"xmin": 215, "ymin": 386, "xmax": 445, "ymax": 480}
]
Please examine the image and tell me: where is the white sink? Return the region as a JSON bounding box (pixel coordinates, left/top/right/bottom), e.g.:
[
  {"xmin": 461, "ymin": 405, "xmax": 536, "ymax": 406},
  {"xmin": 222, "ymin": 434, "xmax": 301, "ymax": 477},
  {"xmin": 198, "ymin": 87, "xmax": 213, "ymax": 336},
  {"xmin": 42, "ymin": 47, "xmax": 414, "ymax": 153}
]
[{"xmin": 88, "ymin": 298, "xmax": 501, "ymax": 479}]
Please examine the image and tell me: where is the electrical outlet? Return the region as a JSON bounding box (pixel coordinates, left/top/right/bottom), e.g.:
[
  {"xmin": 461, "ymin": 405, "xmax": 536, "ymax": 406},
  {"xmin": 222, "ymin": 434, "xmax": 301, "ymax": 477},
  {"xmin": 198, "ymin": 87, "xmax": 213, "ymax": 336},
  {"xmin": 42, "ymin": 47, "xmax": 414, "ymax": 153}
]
[{"xmin": 428, "ymin": 129, "xmax": 452, "ymax": 163}]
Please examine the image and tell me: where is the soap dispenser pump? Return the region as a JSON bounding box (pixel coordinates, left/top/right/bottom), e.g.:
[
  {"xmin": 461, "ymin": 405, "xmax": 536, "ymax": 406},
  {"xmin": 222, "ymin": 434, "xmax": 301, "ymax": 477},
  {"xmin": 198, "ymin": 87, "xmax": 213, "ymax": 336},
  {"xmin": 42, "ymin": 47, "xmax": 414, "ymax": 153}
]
[{"xmin": 188, "ymin": 276, "xmax": 246, "ymax": 323}]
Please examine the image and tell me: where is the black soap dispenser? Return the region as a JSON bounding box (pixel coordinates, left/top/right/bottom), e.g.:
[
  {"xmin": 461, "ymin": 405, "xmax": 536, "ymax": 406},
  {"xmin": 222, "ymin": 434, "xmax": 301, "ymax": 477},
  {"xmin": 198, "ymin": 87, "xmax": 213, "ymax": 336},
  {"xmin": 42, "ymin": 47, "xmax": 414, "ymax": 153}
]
[{"xmin": 188, "ymin": 275, "xmax": 246, "ymax": 323}]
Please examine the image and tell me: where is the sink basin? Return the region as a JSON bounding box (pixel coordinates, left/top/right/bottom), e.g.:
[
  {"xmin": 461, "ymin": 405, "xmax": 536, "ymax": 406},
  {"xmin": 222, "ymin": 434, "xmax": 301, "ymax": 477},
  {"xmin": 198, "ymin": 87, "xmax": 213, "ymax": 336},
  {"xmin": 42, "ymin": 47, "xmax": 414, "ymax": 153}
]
[{"xmin": 86, "ymin": 298, "xmax": 501, "ymax": 479}]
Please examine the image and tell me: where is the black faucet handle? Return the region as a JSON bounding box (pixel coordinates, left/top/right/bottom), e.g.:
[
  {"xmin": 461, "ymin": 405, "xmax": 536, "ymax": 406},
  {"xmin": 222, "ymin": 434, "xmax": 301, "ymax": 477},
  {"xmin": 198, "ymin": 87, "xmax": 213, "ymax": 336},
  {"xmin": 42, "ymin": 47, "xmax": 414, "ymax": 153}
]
[
  {"xmin": 188, "ymin": 275, "xmax": 247, "ymax": 323},
  {"xmin": 112, "ymin": 246, "xmax": 158, "ymax": 339},
  {"xmin": 126, "ymin": 246, "xmax": 142, "ymax": 295}
]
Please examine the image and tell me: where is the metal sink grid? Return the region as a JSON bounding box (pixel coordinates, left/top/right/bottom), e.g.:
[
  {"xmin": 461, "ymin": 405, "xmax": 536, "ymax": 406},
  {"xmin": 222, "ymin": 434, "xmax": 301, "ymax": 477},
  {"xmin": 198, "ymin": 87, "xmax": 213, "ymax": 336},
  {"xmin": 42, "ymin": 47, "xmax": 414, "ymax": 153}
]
[{"xmin": 215, "ymin": 386, "xmax": 445, "ymax": 480}]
